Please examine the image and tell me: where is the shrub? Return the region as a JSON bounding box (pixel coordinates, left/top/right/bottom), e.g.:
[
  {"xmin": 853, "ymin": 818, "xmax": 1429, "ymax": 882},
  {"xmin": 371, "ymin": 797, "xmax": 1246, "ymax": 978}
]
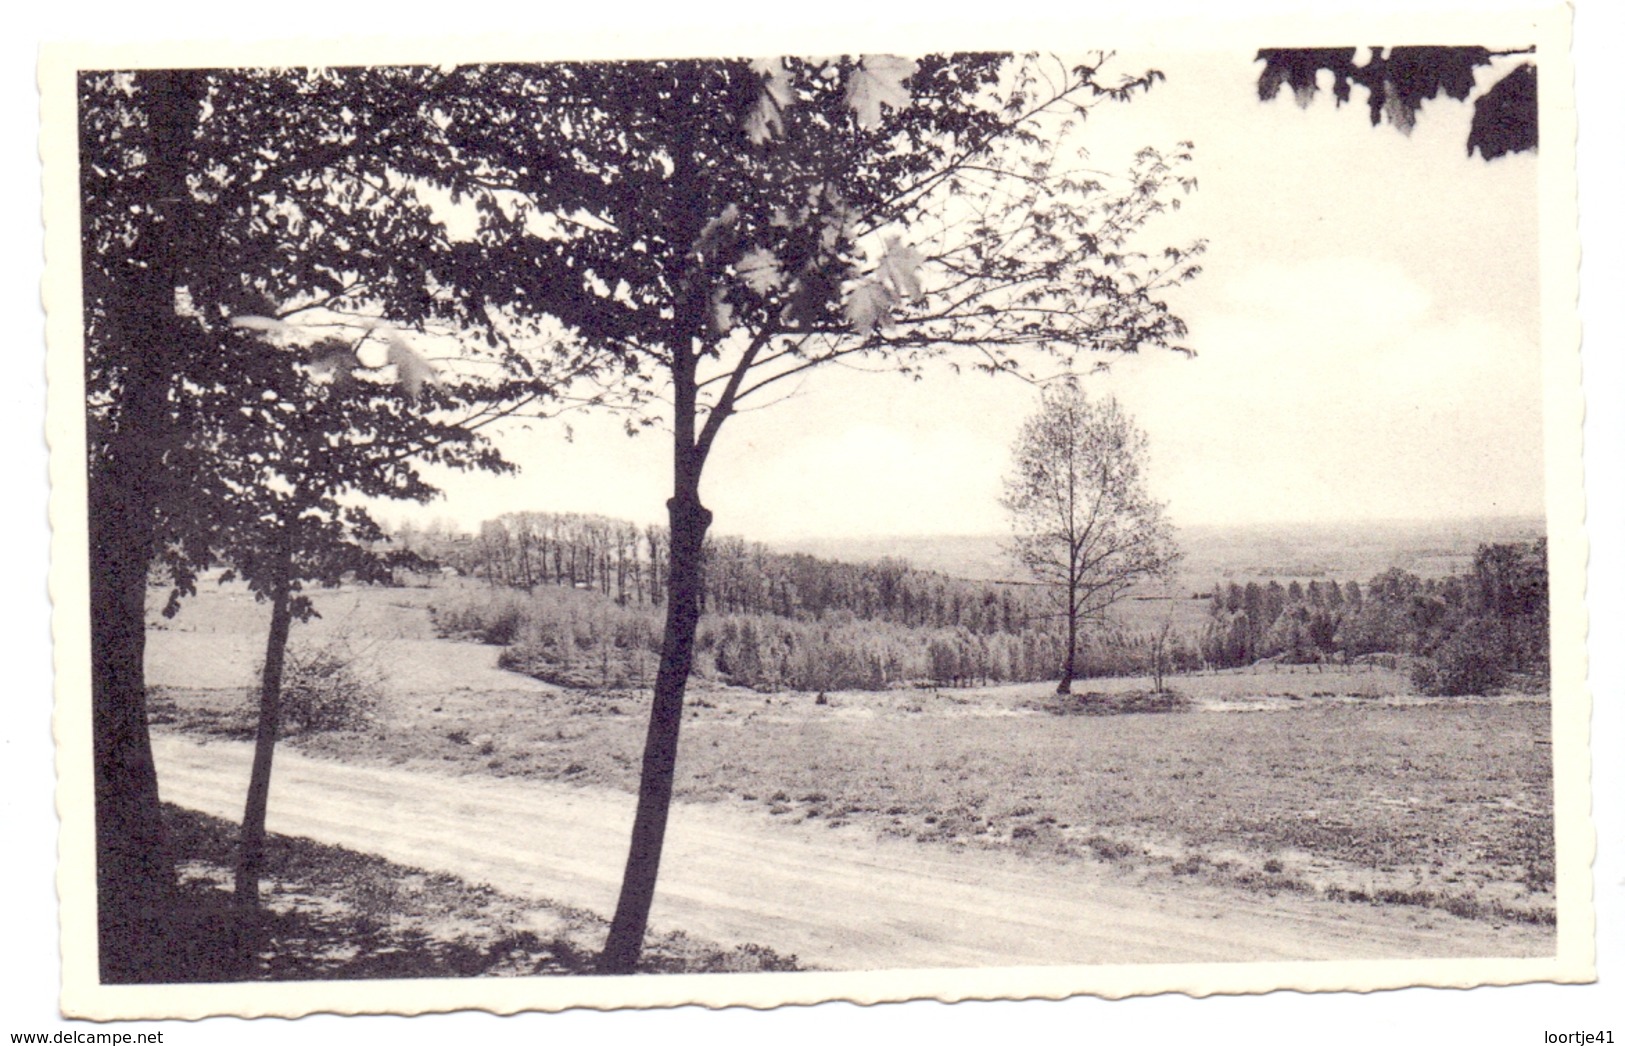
[
  {"xmin": 275, "ymin": 633, "xmax": 383, "ymax": 734},
  {"xmin": 430, "ymin": 588, "xmax": 527, "ymax": 645},
  {"xmin": 1037, "ymin": 688, "xmax": 1191, "ymax": 716},
  {"xmin": 478, "ymin": 601, "xmax": 524, "ymax": 646},
  {"xmin": 1413, "ymin": 619, "xmax": 1506, "ymax": 696}
]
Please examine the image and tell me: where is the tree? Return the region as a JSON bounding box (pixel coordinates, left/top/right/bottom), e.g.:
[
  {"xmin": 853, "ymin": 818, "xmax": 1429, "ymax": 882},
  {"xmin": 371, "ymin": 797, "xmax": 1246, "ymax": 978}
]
[
  {"xmin": 78, "ymin": 66, "xmax": 565, "ymax": 980},
  {"xmin": 1002, "ymin": 384, "xmax": 1178, "ymax": 695},
  {"xmin": 1146, "ymin": 594, "xmax": 1179, "ymax": 693},
  {"xmin": 1255, "ymin": 47, "xmax": 1537, "ymax": 160},
  {"xmin": 182, "ymin": 327, "xmax": 523, "ymax": 925},
  {"xmin": 428, "ymin": 54, "xmax": 1202, "ymax": 970},
  {"xmin": 1469, "ymin": 539, "xmax": 1550, "ymax": 675}
]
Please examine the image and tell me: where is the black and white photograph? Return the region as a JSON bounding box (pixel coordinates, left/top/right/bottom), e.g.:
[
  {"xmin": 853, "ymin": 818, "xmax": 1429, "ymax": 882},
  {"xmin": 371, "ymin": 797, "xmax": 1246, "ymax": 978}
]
[{"xmin": 26, "ymin": 2, "xmax": 1614, "ymax": 1030}]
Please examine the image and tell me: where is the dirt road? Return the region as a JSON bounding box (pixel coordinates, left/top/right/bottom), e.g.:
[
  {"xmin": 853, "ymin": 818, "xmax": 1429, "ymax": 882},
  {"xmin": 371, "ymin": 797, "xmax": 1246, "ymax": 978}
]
[{"xmin": 152, "ymin": 733, "xmax": 1551, "ymax": 971}]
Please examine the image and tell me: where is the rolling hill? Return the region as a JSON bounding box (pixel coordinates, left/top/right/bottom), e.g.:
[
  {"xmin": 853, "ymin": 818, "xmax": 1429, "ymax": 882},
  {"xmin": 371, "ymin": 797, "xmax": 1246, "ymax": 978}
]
[{"xmin": 772, "ymin": 516, "xmax": 1547, "ymax": 589}]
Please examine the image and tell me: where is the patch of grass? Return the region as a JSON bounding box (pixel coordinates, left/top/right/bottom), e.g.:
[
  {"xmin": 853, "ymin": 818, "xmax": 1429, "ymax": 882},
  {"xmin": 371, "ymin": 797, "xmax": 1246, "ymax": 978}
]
[
  {"xmin": 1322, "ymin": 879, "xmax": 1555, "ymax": 927},
  {"xmin": 1523, "ymin": 857, "xmax": 1557, "ymax": 893},
  {"xmin": 1082, "ymin": 834, "xmax": 1140, "ymax": 862},
  {"xmin": 1228, "ymin": 868, "xmax": 1313, "ymax": 894},
  {"xmin": 1030, "ymin": 689, "xmax": 1193, "ymax": 717}
]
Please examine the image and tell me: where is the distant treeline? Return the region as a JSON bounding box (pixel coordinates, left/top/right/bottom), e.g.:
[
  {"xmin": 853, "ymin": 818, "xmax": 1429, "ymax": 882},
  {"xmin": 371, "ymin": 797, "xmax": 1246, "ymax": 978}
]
[
  {"xmin": 401, "ymin": 515, "xmax": 1549, "ymax": 696},
  {"xmin": 430, "ymin": 584, "xmax": 1077, "ymax": 692},
  {"xmin": 397, "ymin": 511, "xmax": 1044, "ymax": 634},
  {"xmin": 1198, "ymin": 540, "xmax": 1549, "ymax": 694}
]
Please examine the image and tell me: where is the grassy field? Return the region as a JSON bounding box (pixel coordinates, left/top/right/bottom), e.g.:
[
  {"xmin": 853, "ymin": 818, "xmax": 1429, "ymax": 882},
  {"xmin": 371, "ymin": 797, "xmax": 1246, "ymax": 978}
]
[{"xmin": 150, "ymin": 582, "xmax": 1555, "ymax": 930}]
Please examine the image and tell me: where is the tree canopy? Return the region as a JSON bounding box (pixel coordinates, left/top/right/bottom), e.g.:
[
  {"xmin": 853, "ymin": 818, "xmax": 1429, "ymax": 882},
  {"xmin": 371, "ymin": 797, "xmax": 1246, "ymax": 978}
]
[
  {"xmin": 1255, "ymin": 46, "xmax": 1537, "ymax": 160},
  {"xmin": 420, "ymin": 56, "xmax": 1204, "ymax": 429}
]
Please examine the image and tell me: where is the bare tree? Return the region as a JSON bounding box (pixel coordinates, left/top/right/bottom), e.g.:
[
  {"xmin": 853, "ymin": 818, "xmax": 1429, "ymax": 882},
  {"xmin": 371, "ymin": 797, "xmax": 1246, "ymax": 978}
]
[
  {"xmin": 1002, "ymin": 384, "xmax": 1178, "ymax": 695},
  {"xmin": 1147, "ymin": 591, "xmax": 1178, "ymax": 694}
]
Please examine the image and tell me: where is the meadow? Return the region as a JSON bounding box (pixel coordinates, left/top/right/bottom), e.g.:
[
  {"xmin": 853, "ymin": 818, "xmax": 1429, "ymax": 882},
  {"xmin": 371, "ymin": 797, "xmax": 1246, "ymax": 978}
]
[{"xmin": 149, "ymin": 580, "xmax": 1556, "ymax": 936}]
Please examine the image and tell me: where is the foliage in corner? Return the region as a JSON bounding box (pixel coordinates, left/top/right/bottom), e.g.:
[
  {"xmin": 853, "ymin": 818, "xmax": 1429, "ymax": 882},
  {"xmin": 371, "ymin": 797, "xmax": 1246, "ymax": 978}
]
[{"xmin": 1255, "ymin": 46, "xmax": 1537, "ymax": 160}]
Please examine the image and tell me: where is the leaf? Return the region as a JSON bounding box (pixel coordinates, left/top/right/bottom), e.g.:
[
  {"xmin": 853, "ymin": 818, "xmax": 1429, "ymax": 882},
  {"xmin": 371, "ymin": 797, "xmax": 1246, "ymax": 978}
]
[
  {"xmin": 1468, "ymin": 63, "xmax": 1537, "ymax": 160},
  {"xmin": 751, "ymin": 57, "xmax": 794, "ymax": 107},
  {"xmin": 845, "ymin": 55, "xmax": 917, "ymax": 130},
  {"xmin": 694, "ymin": 203, "xmax": 741, "ymax": 256},
  {"xmin": 781, "ymin": 269, "xmax": 839, "ymax": 327},
  {"xmin": 710, "ymin": 288, "xmax": 735, "ymax": 334},
  {"xmin": 875, "ymin": 236, "xmax": 925, "ymax": 302},
  {"xmin": 1255, "ymin": 48, "xmax": 1357, "ymax": 107},
  {"xmin": 735, "ymin": 246, "xmax": 785, "ymax": 294},
  {"xmin": 384, "ymin": 333, "xmax": 439, "ymax": 398},
  {"xmin": 814, "ymin": 188, "xmax": 855, "ymax": 252},
  {"xmin": 843, "ymin": 277, "xmax": 898, "ymax": 334},
  {"xmin": 744, "ymin": 100, "xmax": 784, "ymax": 145},
  {"xmin": 745, "ymin": 58, "xmax": 795, "ymax": 142}
]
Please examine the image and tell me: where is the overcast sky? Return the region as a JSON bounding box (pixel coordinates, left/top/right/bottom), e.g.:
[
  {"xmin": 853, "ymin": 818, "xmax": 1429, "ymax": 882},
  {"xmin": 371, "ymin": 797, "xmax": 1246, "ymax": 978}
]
[{"xmin": 393, "ymin": 47, "xmax": 1543, "ymax": 541}]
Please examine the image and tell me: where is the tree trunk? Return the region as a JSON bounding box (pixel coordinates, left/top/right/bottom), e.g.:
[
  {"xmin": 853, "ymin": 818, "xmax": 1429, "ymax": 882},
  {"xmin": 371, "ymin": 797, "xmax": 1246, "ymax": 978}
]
[
  {"xmin": 599, "ymin": 488, "xmax": 711, "ymax": 973},
  {"xmin": 89, "ymin": 497, "xmax": 169, "ymax": 982},
  {"xmin": 235, "ymin": 533, "xmax": 295, "ymax": 917},
  {"xmin": 88, "ymin": 69, "xmax": 207, "ymax": 983},
  {"xmin": 600, "ymin": 69, "xmax": 717, "ymax": 972},
  {"xmin": 1057, "ymin": 579, "xmax": 1078, "ymax": 696}
]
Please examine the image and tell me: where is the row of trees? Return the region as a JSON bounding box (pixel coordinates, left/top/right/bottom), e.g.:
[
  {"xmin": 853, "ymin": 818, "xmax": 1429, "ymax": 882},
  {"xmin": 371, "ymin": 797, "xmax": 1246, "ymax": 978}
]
[
  {"xmin": 435, "ymin": 537, "xmax": 1548, "ymax": 697},
  {"xmin": 432, "ymin": 580, "xmax": 1180, "ymax": 693},
  {"xmin": 403, "ymin": 512, "xmax": 1047, "ymax": 633},
  {"xmin": 1198, "ymin": 541, "xmax": 1550, "ymax": 693}
]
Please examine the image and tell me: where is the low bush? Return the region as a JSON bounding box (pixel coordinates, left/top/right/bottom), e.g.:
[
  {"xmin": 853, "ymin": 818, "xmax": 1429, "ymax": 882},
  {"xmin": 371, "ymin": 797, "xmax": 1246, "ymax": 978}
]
[
  {"xmin": 1413, "ymin": 619, "xmax": 1506, "ymax": 696},
  {"xmin": 275, "ymin": 634, "xmax": 382, "ymax": 734},
  {"xmin": 431, "ymin": 588, "xmax": 528, "ymax": 646}
]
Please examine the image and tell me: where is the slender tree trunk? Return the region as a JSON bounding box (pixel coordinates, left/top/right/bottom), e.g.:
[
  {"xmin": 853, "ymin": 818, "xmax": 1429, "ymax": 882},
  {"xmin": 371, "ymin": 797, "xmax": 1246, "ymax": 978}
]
[
  {"xmin": 601, "ymin": 330, "xmax": 709, "ymax": 969},
  {"xmin": 599, "ymin": 484, "xmax": 711, "ymax": 972},
  {"xmin": 1058, "ymin": 577, "xmax": 1078, "ymax": 695},
  {"xmin": 600, "ymin": 67, "xmax": 717, "ymax": 972},
  {"xmin": 234, "ymin": 530, "xmax": 295, "ymax": 914}
]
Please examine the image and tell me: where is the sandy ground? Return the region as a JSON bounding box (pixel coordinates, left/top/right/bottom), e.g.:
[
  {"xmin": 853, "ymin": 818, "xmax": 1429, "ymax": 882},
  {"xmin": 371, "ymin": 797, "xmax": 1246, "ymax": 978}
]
[{"xmin": 151, "ymin": 732, "xmax": 1550, "ymax": 971}]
